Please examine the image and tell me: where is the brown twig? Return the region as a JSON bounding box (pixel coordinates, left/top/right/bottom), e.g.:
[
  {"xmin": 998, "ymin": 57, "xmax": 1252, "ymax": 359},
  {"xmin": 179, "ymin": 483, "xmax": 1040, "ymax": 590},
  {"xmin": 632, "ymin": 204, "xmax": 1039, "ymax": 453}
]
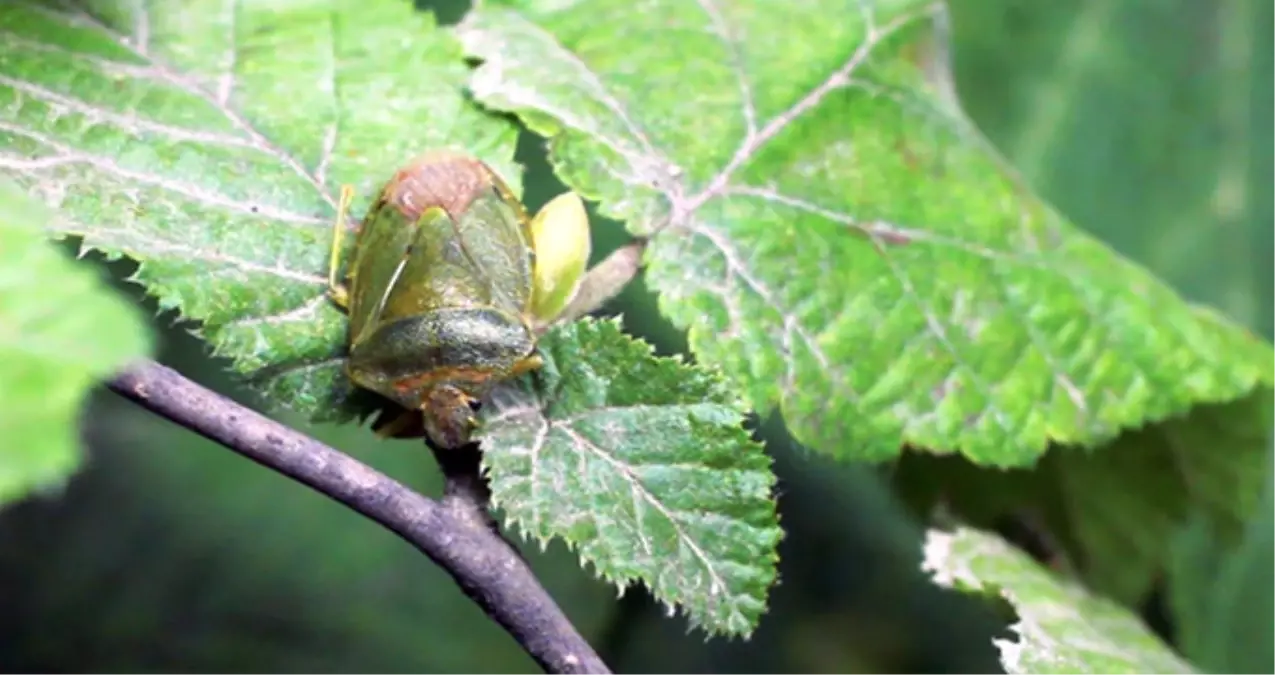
[
  {"xmin": 107, "ymin": 359, "xmax": 610, "ymax": 675},
  {"xmin": 539, "ymin": 240, "xmax": 646, "ymax": 333}
]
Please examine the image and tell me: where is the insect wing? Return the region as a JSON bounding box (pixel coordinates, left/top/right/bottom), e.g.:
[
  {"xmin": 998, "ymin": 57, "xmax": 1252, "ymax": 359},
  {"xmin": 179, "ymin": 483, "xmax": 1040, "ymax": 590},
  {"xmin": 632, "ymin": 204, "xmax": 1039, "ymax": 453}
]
[
  {"xmin": 455, "ymin": 184, "xmax": 535, "ymax": 315},
  {"xmin": 346, "ymin": 196, "xmax": 416, "ymax": 345},
  {"xmin": 379, "ymin": 206, "xmax": 475, "ymax": 319},
  {"xmin": 379, "ymin": 185, "xmax": 533, "ymax": 321}
]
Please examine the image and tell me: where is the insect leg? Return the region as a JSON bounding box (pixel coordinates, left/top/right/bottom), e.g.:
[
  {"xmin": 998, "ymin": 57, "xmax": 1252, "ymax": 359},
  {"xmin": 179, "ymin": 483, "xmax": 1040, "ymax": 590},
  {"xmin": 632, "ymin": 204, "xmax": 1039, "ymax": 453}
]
[
  {"xmin": 327, "ymin": 184, "xmax": 355, "ymax": 309},
  {"xmin": 373, "ymin": 409, "xmax": 421, "ymax": 439},
  {"xmin": 509, "ymin": 352, "xmax": 545, "ymax": 377}
]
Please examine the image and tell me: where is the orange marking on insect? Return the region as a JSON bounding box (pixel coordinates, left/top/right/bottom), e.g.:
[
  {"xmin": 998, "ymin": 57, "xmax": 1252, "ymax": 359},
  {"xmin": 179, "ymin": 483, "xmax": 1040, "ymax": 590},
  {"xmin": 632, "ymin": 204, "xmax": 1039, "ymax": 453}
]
[
  {"xmin": 382, "ymin": 152, "xmax": 496, "ymax": 221},
  {"xmin": 391, "ymin": 365, "xmax": 499, "ymax": 394}
]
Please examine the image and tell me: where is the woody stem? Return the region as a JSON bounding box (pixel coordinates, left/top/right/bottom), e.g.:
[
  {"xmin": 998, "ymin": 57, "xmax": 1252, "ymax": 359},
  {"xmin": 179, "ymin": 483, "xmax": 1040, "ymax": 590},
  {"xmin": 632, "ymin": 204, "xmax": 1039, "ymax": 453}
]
[{"xmin": 107, "ymin": 359, "xmax": 610, "ymax": 675}]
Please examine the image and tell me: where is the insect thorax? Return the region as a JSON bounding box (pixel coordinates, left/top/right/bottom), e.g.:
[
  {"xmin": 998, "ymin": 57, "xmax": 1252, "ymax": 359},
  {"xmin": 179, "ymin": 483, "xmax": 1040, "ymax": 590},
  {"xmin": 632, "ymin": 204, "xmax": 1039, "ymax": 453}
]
[{"xmin": 347, "ymin": 306, "xmax": 535, "ymax": 409}]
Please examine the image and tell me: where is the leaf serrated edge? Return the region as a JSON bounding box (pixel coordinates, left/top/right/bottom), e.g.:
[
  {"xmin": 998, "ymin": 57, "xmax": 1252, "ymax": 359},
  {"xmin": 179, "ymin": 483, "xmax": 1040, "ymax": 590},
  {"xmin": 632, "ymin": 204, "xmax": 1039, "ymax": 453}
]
[
  {"xmin": 923, "ymin": 527, "xmax": 1198, "ymax": 674},
  {"xmin": 481, "ymin": 317, "xmax": 781, "ymax": 637},
  {"xmin": 922, "ymin": 527, "xmax": 1028, "ymax": 670},
  {"xmin": 457, "ymin": 1, "xmax": 1275, "ymax": 469},
  {"xmin": 3, "ymin": 2, "xmax": 531, "ymax": 426},
  {"xmin": 551, "ymin": 315, "xmax": 757, "ymax": 415}
]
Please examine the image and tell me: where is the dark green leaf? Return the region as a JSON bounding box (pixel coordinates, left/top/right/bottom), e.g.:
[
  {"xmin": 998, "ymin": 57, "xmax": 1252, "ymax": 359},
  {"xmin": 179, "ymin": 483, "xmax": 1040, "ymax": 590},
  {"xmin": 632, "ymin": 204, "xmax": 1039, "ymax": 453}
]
[
  {"xmin": 479, "ymin": 318, "xmax": 782, "ymax": 636},
  {"xmin": 1170, "ymin": 440, "xmax": 1274, "ymax": 674}
]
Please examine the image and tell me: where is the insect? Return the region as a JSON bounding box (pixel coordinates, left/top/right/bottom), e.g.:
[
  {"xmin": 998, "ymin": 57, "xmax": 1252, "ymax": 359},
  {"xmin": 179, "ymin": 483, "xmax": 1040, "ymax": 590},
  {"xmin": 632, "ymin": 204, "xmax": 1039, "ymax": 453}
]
[{"xmin": 327, "ymin": 151, "xmax": 589, "ymax": 449}]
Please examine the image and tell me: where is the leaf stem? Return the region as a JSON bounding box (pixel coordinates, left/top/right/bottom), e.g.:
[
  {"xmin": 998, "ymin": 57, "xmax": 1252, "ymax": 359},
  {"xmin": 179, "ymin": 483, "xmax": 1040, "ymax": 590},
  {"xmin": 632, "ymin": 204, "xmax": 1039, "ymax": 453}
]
[
  {"xmin": 543, "ymin": 240, "xmax": 646, "ymax": 332},
  {"xmin": 107, "ymin": 359, "xmax": 610, "ymax": 675}
]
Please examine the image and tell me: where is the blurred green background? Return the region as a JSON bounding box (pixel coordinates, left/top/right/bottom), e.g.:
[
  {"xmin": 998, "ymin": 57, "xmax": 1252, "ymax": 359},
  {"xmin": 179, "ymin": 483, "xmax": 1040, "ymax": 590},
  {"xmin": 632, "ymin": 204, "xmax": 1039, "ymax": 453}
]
[{"xmin": 1, "ymin": 0, "xmax": 1270, "ymax": 672}]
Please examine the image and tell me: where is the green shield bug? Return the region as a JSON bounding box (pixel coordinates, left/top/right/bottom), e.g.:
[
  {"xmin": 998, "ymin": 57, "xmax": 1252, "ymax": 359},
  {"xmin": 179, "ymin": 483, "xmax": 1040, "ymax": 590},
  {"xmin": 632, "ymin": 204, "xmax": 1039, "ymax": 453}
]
[{"xmin": 327, "ymin": 151, "xmax": 590, "ymax": 449}]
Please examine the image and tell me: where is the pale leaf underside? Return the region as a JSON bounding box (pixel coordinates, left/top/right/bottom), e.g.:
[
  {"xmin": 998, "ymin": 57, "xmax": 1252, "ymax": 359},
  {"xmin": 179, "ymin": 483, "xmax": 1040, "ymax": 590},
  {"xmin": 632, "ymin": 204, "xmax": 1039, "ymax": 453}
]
[
  {"xmin": 891, "ymin": 388, "xmax": 1274, "ymax": 604},
  {"xmin": 924, "ymin": 526, "xmax": 1196, "ymax": 674}
]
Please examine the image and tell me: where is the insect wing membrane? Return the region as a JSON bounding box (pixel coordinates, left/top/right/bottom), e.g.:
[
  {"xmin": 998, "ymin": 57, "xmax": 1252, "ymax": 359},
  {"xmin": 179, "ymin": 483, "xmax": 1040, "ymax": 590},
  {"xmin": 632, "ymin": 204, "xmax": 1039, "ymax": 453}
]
[
  {"xmin": 377, "ymin": 203, "xmax": 483, "ymax": 320},
  {"xmin": 347, "ymin": 197, "xmax": 416, "ymax": 345},
  {"xmin": 456, "ymin": 185, "xmax": 535, "ymax": 316},
  {"xmin": 377, "ymin": 186, "xmax": 530, "ymax": 322}
]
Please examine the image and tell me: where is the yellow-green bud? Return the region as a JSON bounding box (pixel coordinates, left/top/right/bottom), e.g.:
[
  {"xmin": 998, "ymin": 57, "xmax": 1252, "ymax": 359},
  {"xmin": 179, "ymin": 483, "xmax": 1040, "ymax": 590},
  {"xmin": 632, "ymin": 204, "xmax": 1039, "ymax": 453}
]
[{"xmin": 529, "ymin": 191, "xmax": 592, "ymax": 323}]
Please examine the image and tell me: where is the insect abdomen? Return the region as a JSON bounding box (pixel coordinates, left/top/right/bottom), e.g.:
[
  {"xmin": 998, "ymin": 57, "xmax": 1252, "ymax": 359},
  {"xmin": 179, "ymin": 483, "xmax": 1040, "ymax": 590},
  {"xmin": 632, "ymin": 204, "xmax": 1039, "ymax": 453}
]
[{"xmin": 347, "ymin": 307, "xmax": 534, "ymax": 408}]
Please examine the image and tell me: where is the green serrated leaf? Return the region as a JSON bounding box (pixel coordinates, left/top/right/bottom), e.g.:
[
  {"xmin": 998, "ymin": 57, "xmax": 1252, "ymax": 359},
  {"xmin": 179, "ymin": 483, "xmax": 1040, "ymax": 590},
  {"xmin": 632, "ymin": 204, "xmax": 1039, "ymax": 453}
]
[
  {"xmin": 0, "ymin": 0, "xmax": 519, "ymax": 421},
  {"xmin": 457, "ymin": 0, "xmax": 1274, "ymax": 466},
  {"xmin": 0, "ymin": 180, "xmax": 151, "ymax": 505},
  {"xmin": 923, "ymin": 526, "xmax": 1196, "ymax": 674},
  {"xmin": 477, "ymin": 317, "xmax": 782, "ymax": 637},
  {"xmin": 891, "ymin": 0, "xmax": 1275, "ymax": 606}
]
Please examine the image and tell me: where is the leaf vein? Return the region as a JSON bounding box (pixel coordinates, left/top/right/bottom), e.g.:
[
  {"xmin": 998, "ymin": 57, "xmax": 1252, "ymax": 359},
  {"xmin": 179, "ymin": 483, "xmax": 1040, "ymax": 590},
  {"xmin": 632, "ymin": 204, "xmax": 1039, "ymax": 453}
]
[
  {"xmin": 724, "ymin": 185, "xmax": 1088, "ymax": 272},
  {"xmin": 687, "ymin": 221, "xmax": 848, "ymax": 399},
  {"xmin": 0, "ymin": 121, "xmax": 324, "ymax": 225},
  {"xmin": 683, "ymin": 2, "xmax": 940, "ymax": 210},
  {"xmin": 628, "ymin": 480, "xmax": 656, "ymax": 558},
  {"xmin": 30, "ymin": 0, "xmax": 338, "ymax": 212},
  {"xmin": 559, "ymin": 424, "xmax": 728, "ymax": 599},
  {"xmin": 216, "ymin": 0, "xmax": 238, "ymax": 106},
  {"xmin": 505, "ymin": 17, "xmax": 659, "ymax": 159},
  {"xmin": 249, "ymin": 356, "xmax": 344, "ymax": 381},
  {"xmin": 0, "ymin": 31, "xmax": 164, "ymax": 81},
  {"xmin": 489, "ymin": 80, "xmax": 659, "ymax": 187},
  {"xmin": 869, "ymin": 236, "xmax": 1015, "ymax": 433},
  {"xmin": 985, "ymin": 260, "xmax": 1092, "ymax": 424},
  {"xmin": 74, "ymin": 231, "xmax": 328, "ymax": 285},
  {"xmin": 528, "ymin": 415, "xmax": 549, "ymax": 529},
  {"xmin": 0, "ymin": 74, "xmax": 259, "ymax": 150},
  {"xmin": 484, "ymin": 403, "xmax": 543, "ymax": 428},
  {"xmin": 691, "ymin": 0, "xmax": 756, "ymax": 138},
  {"xmin": 314, "ymin": 9, "xmax": 339, "ymax": 189},
  {"xmin": 223, "ymin": 295, "xmax": 327, "ymax": 329}
]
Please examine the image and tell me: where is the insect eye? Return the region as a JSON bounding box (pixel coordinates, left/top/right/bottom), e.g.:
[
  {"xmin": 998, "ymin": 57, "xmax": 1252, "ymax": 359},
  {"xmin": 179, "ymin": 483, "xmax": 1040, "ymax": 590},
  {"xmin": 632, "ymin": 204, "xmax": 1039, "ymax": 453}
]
[{"xmin": 467, "ymin": 399, "xmax": 483, "ymax": 413}]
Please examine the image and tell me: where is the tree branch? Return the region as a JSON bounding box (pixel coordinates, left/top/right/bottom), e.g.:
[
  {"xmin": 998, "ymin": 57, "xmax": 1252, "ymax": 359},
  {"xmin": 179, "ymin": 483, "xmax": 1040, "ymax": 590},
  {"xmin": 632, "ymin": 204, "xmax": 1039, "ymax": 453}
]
[{"xmin": 107, "ymin": 359, "xmax": 610, "ymax": 675}]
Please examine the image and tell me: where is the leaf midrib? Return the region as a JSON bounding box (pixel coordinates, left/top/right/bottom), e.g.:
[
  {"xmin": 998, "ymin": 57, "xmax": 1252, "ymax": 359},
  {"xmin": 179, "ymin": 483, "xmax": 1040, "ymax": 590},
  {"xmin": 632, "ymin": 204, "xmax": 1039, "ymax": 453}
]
[{"xmin": 491, "ymin": 396, "xmax": 753, "ymax": 622}]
